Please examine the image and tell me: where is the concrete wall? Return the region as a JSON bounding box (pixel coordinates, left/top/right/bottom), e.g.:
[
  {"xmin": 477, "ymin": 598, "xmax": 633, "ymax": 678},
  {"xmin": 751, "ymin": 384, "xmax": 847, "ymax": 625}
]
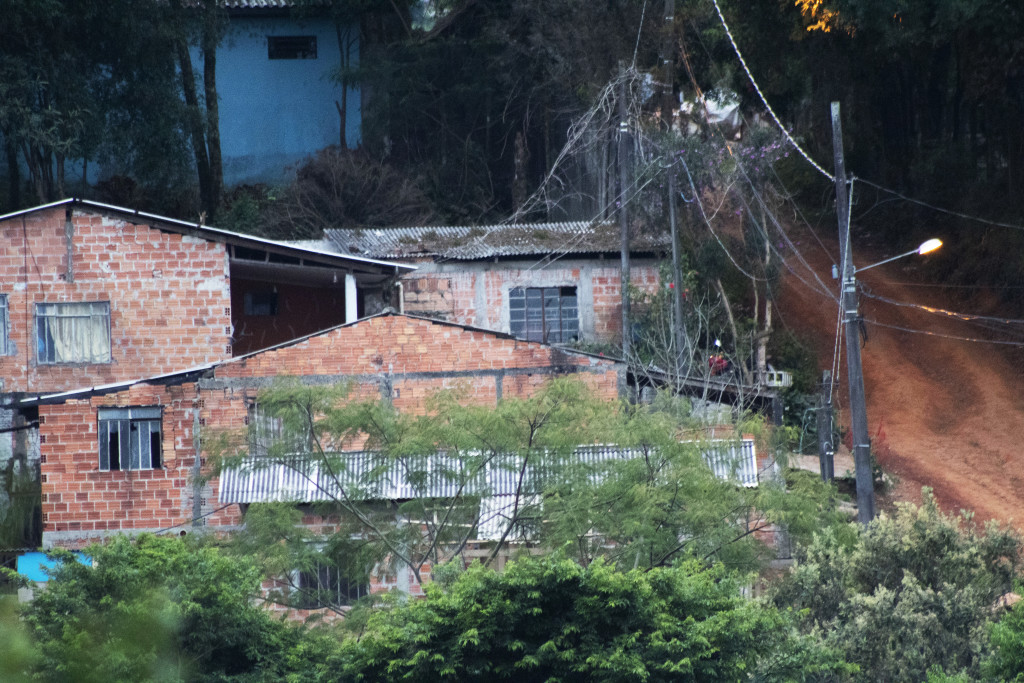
[
  {"xmin": 399, "ymin": 258, "xmax": 662, "ymax": 345},
  {"xmin": 207, "ymin": 15, "xmax": 360, "ymax": 184},
  {"xmin": 0, "ymin": 207, "xmax": 233, "ymax": 395}
]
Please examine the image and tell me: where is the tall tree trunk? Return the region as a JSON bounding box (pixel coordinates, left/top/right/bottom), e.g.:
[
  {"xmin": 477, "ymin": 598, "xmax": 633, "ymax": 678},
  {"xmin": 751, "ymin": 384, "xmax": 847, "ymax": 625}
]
[
  {"xmin": 176, "ymin": 37, "xmax": 213, "ymax": 216},
  {"xmin": 335, "ymin": 24, "xmax": 351, "ymax": 149},
  {"xmin": 6, "ymin": 139, "xmax": 21, "ymax": 208},
  {"xmin": 202, "ymin": 5, "xmax": 223, "ymax": 218}
]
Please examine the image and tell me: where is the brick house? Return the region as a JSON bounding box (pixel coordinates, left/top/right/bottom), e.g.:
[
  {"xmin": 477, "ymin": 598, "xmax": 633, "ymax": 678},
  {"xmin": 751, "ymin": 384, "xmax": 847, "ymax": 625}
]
[
  {"xmin": 323, "ymin": 221, "xmax": 671, "ymax": 347},
  {"xmin": 20, "ymin": 313, "xmax": 629, "ymax": 548},
  {"xmin": 19, "ymin": 312, "xmax": 771, "ymax": 605},
  {"xmin": 0, "ymin": 198, "xmax": 411, "ymax": 563}
]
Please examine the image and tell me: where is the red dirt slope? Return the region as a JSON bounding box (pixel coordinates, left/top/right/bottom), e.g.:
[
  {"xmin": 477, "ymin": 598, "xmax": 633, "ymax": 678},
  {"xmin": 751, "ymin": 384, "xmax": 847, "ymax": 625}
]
[{"xmin": 779, "ymin": 235, "xmax": 1024, "ymax": 527}]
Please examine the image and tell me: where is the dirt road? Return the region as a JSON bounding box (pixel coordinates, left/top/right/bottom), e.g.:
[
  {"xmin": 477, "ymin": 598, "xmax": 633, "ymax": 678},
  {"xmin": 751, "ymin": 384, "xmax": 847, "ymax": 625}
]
[{"xmin": 779, "ymin": 234, "xmax": 1024, "ymax": 526}]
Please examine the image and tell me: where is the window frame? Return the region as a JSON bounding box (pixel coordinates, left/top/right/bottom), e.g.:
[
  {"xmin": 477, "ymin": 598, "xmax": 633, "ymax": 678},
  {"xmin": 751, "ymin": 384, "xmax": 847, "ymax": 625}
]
[
  {"xmin": 509, "ymin": 286, "xmax": 579, "ymax": 344},
  {"xmin": 98, "ymin": 406, "xmax": 163, "ymax": 472},
  {"xmin": 35, "ymin": 301, "xmax": 111, "ymax": 365},
  {"xmin": 293, "ymin": 557, "xmax": 370, "ymax": 609},
  {"xmin": 267, "ymin": 35, "xmax": 317, "ymax": 60}
]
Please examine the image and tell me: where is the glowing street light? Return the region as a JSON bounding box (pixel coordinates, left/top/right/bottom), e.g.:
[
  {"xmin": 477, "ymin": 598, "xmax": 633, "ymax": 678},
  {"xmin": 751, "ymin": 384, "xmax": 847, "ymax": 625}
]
[{"xmin": 855, "ymin": 238, "xmax": 943, "ymax": 274}]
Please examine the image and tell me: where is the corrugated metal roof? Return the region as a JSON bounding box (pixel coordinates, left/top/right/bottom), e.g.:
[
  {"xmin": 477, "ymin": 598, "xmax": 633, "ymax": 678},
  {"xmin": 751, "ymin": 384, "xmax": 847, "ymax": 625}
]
[
  {"xmin": 325, "ymin": 222, "xmax": 671, "ymax": 261},
  {"xmin": 219, "ymin": 440, "xmax": 759, "ymax": 505},
  {"xmin": 0, "ymin": 198, "xmax": 414, "ymax": 272}
]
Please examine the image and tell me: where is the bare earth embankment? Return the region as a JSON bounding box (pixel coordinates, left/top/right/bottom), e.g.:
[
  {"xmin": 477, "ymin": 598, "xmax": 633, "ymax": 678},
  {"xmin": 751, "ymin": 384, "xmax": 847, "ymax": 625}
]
[{"xmin": 779, "ymin": 233, "xmax": 1024, "ymax": 527}]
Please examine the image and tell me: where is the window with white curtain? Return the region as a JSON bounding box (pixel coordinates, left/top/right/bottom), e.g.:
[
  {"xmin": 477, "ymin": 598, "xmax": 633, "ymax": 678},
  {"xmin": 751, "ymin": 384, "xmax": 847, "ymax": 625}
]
[
  {"xmin": 98, "ymin": 407, "xmax": 162, "ymax": 471},
  {"xmin": 36, "ymin": 302, "xmax": 110, "ymax": 364}
]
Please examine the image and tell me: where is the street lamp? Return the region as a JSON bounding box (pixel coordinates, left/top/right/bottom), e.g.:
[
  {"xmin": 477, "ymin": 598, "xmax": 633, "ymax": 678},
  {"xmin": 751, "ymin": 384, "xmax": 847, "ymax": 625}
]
[
  {"xmin": 855, "ymin": 239, "xmax": 943, "ymax": 274},
  {"xmin": 838, "ymin": 238, "xmax": 941, "ymax": 524},
  {"xmin": 831, "ymin": 102, "xmax": 945, "ymax": 525}
]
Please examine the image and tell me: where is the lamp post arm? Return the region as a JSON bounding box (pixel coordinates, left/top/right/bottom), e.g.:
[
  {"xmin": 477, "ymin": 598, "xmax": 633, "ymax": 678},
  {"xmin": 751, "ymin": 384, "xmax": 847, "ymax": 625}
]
[{"xmin": 854, "ymin": 247, "xmax": 919, "ymax": 274}]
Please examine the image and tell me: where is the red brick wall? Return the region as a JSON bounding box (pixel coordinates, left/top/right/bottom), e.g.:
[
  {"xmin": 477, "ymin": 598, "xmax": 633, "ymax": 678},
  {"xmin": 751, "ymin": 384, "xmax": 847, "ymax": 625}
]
[
  {"xmin": 215, "ymin": 315, "xmax": 624, "ymax": 406},
  {"xmin": 0, "ymin": 208, "xmax": 232, "ymax": 394},
  {"xmin": 38, "ymin": 315, "xmax": 625, "ymax": 549},
  {"xmin": 39, "ymin": 383, "xmax": 201, "ymax": 548}
]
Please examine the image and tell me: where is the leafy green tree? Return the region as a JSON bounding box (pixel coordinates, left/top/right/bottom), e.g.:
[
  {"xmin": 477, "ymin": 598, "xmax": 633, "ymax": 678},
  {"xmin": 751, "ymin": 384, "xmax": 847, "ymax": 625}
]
[
  {"xmin": 774, "ymin": 490, "xmax": 1021, "ymax": 681},
  {"xmin": 216, "ymin": 377, "xmax": 839, "ymax": 613},
  {"xmin": 335, "ymin": 555, "xmax": 847, "ymax": 682},
  {"xmin": 21, "ymin": 534, "xmax": 326, "ymax": 682}
]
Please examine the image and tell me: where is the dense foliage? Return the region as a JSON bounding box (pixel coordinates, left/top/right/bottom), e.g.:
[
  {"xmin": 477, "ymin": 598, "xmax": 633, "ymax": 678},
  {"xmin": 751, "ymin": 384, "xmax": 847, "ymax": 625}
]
[
  {"xmin": 335, "ymin": 556, "xmax": 844, "ymax": 682},
  {"xmin": 774, "ymin": 490, "xmax": 1021, "ymax": 681},
  {"xmin": 19, "ymin": 535, "xmax": 324, "ymax": 682}
]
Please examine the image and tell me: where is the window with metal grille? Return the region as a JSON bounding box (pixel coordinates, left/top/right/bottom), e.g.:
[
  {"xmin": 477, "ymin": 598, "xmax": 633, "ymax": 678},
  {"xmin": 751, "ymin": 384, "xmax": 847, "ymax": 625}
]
[
  {"xmin": 36, "ymin": 302, "xmax": 110, "ymax": 364},
  {"xmin": 0, "ymin": 295, "xmax": 8, "ymax": 356},
  {"xmin": 247, "ymin": 402, "xmax": 286, "ymax": 457},
  {"xmin": 267, "ymin": 35, "xmax": 317, "ymax": 59},
  {"xmin": 509, "ymin": 286, "xmax": 579, "ymax": 343},
  {"xmin": 98, "ymin": 407, "xmax": 162, "ymax": 471},
  {"xmin": 295, "ymin": 560, "xmax": 369, "ymax": 609}
]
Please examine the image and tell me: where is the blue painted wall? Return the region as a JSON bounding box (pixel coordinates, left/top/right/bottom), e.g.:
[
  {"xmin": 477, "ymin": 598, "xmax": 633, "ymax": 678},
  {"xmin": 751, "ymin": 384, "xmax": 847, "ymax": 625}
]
[{"xmin": 199, "ymin": 14, "xmax": 361, "ymax": 185}]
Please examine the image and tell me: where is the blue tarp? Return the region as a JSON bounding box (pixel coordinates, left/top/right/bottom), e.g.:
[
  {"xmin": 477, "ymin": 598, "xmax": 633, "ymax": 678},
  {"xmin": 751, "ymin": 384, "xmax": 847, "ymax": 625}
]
[{"xmin": 16, "ymin": 551, "xmax": 90, "ymax": 582}]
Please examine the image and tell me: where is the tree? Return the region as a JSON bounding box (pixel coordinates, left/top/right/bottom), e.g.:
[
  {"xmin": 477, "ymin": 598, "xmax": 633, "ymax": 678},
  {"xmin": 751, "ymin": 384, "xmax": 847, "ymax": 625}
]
[
  {"xmin": 335, "ymin": 555, "xmax": 848, "ymax": 682},
  {"xmin": 214, "ymin": 377, "xmax": 838, "ymax": 612},
  {"xmin": 20, "ymin": 534, "xmax": 325, "ymax": 682},
  {"xmin": 774, "ymin": 490, "xmax": 1022, "ymax": 681}
]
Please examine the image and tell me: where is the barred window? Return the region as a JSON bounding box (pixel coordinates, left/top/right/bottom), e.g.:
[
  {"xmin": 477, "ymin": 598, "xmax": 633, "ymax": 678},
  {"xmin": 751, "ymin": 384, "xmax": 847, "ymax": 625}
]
[
  {"xmin": 36, "ymin": 302, "xmax": 110, "ymax": 364},
  {"xmin": 509, "ymin": 286, "xmax": 579, "ymax": 343},
  {"xmin": 295, "ymin": 560, "xmax": 369, "ymax": 609},
  {"xmin": 99, "ymin": 407, "xmax": 162, "ymax": 471},
  {"xmin": 247, "ymin": 402, "xmax": 284, "ymax": 457}
]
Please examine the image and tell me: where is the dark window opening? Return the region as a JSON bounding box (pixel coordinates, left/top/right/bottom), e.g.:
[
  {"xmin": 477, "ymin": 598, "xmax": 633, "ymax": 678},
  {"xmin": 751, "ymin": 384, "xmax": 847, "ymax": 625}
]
[
  {"xmin": 296, "ymin": 561, "xmax": 369, "ymax": 609},
  {"xmin": 244, "ymin": 291, "xmax": 278, "ymax": 316},
  {"xmin": 268, "ymin": 35, "xmax": 317, "ymax": 60},
  {"xmin": 99, "ymin": 407, "xmax": 162, "ymax": 471},
  {"xmin": 509, "ymin": 286, "xmax": 579, "ymax": 343}
]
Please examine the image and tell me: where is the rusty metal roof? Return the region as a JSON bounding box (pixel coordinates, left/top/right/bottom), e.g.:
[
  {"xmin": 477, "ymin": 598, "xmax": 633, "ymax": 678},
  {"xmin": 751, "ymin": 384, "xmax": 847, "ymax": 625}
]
[{"xmin": 325, "ymin": 222, "xmax": 671, "ymax": 261}]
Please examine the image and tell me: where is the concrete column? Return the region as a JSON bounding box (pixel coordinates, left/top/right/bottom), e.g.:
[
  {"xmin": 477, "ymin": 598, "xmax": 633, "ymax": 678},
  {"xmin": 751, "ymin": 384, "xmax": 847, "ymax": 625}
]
[{"xmin": 345, "ymin": 273, "xmax": 358, "ymax": 323}]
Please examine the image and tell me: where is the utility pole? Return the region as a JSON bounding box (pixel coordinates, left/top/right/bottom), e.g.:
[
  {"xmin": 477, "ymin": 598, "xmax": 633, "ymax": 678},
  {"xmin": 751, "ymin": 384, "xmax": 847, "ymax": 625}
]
[
  {"xmin": 831, "ymin": 101, "xmax": 874, "ymax": 524},
  {"xmin": 816, "ymin": 370, "xmax": 835, "ymax": 482},
  {"xmin": 618, "ymin": 64, "xmax": 631, "ymax": 359}
]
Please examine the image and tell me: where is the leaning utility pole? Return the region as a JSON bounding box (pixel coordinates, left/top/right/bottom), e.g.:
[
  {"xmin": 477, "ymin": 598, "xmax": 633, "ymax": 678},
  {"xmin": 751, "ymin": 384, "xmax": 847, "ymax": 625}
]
[
  {"xmin": 831, "ymin": 101, "xmax": 874, "ymax": 524},
  {"xmin": 618, "ymin": 65, "xmax": 631, "ymax": 358}
]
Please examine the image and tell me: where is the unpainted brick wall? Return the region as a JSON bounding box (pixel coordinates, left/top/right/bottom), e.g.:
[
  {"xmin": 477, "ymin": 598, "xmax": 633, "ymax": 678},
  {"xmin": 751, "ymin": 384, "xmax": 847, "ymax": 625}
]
[
  {"xmin": 0, "ymin": 208, "xmax": 232, "ymax": 394},
  {"xmin": 399, "ymin": 261, "xmax": 662, "ymax": 342},
  {"xmin": 38, "ymin": 315, "xmax": 625, "ymax": 549}
]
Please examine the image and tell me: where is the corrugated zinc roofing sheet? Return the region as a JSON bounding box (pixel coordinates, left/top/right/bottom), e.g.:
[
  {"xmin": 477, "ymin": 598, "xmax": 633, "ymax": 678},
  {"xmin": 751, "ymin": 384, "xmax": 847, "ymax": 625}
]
[
  {"xmin": 218, "ymin": 440, "xmax": 759, "ymax": 504},
  {"xmin": 325, "ymin": 222, "xmax": 671, "ymax": 261}
]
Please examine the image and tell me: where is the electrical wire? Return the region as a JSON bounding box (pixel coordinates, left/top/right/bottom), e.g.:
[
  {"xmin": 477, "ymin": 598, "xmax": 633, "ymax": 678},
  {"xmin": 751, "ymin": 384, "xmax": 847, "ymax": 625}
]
[
  {"xmin": 854, "ymin": 177, "xmax": 1024, "ymax": 232},
  {"xmin": 707, "ymin": 0, "xmax": 835, "ymax": 182},
  {"xmin": 859, "ymin": 290, "xmax": 1024, "ymax": 326},
  {"xmin": 862, "ymin": 318, "xmax": 1024, "ymax": 346}
]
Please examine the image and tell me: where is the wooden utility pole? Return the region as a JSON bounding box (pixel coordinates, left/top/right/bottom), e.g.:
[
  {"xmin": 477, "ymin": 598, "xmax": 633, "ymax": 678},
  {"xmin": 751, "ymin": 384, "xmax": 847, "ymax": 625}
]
[
  {"xmin": 831, "ymin": 101, "xmax": 874, "ymax": 524},
  {"xmin": 618, "ymin": 65, "xmax": 631, "ymax": 358}
]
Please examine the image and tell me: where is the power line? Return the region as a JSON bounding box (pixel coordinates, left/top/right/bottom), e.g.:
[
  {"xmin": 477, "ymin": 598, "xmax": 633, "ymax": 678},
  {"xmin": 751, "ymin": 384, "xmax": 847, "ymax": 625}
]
[
  {"xmin": 860, "ymin": 290, "xmax": 1024, "ymax": 325},
  {"xmin": 863, "ymin": 318, "xmax": 1024, "ymax": 346},
  {"xmin": 854, "ymin": 177, "xmax": 1024, "ymax": 232},
  {"xmin": 707, "ymin": 0, "xmax": 835, "ymax": 182}
]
